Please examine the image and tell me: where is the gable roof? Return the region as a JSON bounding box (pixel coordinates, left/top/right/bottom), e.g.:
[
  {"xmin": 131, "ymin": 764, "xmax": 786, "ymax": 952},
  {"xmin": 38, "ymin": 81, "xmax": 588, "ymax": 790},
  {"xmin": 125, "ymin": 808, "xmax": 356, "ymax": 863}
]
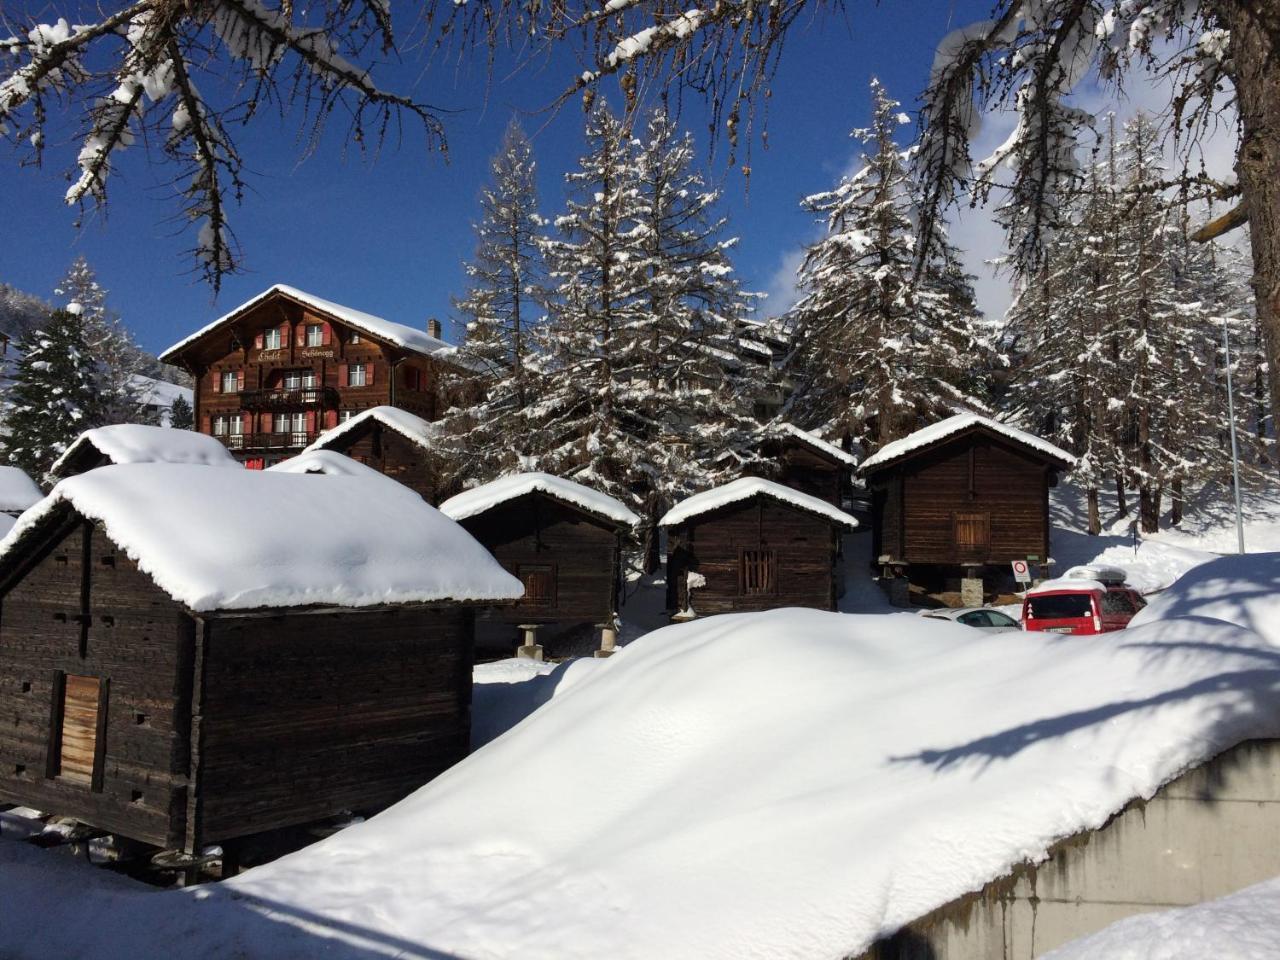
[
  {"xmin": 773, "ymin": 423, "xmax": 861, "ymax": 469},
  {"xmin": 301, "ymin": 405, "xmax": 441, "ymax": 456},
  {"xmin": 49, "ymin": 425, "xmax": 240, "ymax": 479},
  {"xmin": 659, "ymin": 476, "xmax": 859, "ymax": 530},
  {"xmin": 0, "ymin": 463, "xmax": 523, "ymax": 612},
  {"xmin": 440, "ymin": 472, "xmax": 640, "ymax": 530},
  {"xmin": 159, "ymin": 284, "xmax": 480, "ymax": 370},
  {"xmin": 0, "ymin": 466, "xmax": 42, "ymax": 514},
  {"xmin": 266, "ymin": 449, "xmax": 389, "ymax": 479},
  {"xmin": 858, "ymin": 413, "xmax": 1077, "ymax": 475}
]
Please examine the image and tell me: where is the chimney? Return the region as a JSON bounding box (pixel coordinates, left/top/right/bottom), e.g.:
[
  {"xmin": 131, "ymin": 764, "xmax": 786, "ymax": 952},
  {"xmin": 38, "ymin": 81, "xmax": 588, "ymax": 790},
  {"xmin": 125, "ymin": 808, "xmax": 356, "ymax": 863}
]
[{"xmin": 427, "ymin": 318, "xmax": 442, "ymax": 340}]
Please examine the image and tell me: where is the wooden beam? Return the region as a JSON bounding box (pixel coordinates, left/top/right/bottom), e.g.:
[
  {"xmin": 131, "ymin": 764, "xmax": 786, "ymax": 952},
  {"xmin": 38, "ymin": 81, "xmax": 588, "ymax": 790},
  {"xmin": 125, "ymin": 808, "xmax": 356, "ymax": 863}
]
[{"xmin": 1191, "ymin": 200, "xmax": 1250, "ymax": 243}]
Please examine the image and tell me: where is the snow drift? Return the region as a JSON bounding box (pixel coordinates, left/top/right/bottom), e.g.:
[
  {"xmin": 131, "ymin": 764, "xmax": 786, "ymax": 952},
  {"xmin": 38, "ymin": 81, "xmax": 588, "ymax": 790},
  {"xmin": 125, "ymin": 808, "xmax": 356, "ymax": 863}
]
[
  {"xmin": 1131, "ymin": 551, "xmax": 1280, "ymax": 646},
  {"xmin": 3, "ymin": 608, "xmax": 1279, "ymax": 959}
]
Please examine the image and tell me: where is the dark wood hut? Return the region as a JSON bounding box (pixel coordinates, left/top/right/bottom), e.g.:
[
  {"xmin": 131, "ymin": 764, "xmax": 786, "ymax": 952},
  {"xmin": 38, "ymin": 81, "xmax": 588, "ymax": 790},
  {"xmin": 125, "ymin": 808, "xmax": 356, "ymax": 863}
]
[
  {"xmin": 0, "ymin": 461, "xmax": 521, "ymax": 856},
  {"xmin": 47, "ymin": 424, "xmax": 241, "ymax": 482},
  {"xmin": 440, "ymin": 473, "xmax": 638, "ymax": 656},
  {"xmin": 299, "ymin": 405, "xmax": 452, "ymax": 503},
  {"xmin": 755, "ymin": 424, "xmax": 860, "ymax": 508},
  {"xmin": 661, "ymin": 477, "xmax": 859, "ymax": 618},
  {"xmin": 857, "ymin": 413, "xmax": 1076, "ymax": 587}
]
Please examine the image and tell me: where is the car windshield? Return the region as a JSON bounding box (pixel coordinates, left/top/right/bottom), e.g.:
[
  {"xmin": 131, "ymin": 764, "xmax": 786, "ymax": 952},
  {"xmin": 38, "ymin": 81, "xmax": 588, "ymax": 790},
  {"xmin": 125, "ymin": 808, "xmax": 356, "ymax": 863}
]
[
  {"xmin": 986, "ymin": 611, "xmax": 1019, "ymax": 628},
  {"xmin": 1028, "ymin": 593, "xmax": 1093, "ymax": 620}
]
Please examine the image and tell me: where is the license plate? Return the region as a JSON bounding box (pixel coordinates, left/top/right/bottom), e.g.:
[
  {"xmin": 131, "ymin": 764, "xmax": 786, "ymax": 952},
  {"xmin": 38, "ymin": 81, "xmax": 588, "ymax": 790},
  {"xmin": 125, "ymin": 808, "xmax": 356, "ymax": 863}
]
[{"xmin": 1046, "ymin": 627, "xmax": 1075, "ymax": 634}]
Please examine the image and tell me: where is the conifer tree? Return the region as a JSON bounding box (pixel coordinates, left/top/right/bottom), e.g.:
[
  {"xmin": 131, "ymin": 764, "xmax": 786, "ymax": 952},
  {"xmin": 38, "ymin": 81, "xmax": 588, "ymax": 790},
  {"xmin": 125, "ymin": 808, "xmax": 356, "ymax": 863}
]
[
  {"xmin": 168, "ymin": 394, "xmax": 195, "ymax": 430},
  {"xmin": 783, "ymin": 79, "xmax": 992, "ymax": 453},
  {"xmin": 3, "ymin": 310, "xmax": 101, "ymax": 479}
]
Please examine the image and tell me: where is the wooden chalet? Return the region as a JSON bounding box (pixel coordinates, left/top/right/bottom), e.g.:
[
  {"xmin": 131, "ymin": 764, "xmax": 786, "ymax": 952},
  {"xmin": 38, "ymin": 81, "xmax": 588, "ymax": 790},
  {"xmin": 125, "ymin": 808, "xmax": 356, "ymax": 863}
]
[
  {"xmin": 661, "ymin": 477, "xmax": 859, "ymax": 618},
  {"xmin": 159, "ymin": 284, "xmax": 483, "ymax": 469},
  {"xmin": 300, "ymin": 405, "xmax": 452, "ymax": 504},
  {"xmin": 0, "ymin": 462, "xmax": 521, "ymax": 855},
  {"xmin": 47, "ymin": 424, "xmax": 240, "ymax": 482},
  {"xmin": 755, "ymin": 423, "xmax": 860, "ymax": 507},
  {"xmin": 858, "ymin": 413, "xmax": 1076, "ymax": 581},
  {"xmin": 440, "ymin": 473, "xmax": 639, "ymax": 656}
]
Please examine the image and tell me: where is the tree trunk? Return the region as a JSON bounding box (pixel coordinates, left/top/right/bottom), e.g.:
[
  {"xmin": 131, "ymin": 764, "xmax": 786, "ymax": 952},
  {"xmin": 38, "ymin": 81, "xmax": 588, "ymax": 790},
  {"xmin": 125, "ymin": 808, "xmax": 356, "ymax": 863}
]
[
  {"xmin": 1139, "ymin": 485, "xmax": 1159, "ymax": 534},
  {"xmin": 642, "ymin": 491, "xmax": 662, "ymax": 575},
  {"xmin": 1171, "ymin": 478, "xmax": 1184, "ymax": 526},
  {"xmin": 1115, "ymin": 473, "xmax": 1128, "ymax": 516},
  {"xmin": 1087, "ymin": 486, "xmax": 1101, "ymax": 535},
  {"xmin": 1220, "ymin": 3, "xmax": 1280, "ymax": 464}
]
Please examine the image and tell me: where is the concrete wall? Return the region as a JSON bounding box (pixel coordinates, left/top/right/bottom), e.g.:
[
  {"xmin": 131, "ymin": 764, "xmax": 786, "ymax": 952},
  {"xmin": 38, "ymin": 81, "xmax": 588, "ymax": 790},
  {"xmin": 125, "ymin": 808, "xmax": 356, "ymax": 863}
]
[{"xmin": 863, "ymin": 738, "xmax": 1280, "ymax": 959}]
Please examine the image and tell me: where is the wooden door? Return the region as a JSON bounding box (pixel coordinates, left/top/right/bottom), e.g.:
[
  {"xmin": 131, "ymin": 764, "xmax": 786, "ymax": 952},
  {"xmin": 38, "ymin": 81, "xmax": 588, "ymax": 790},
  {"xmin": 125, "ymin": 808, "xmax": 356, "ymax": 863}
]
[
  {"xmin": 953, "ymin": 512, "xmax": 991, "ymax": 561},
  {"xmin": 58, "ymin": 674, "xmax": 103, "ymax": 784}
]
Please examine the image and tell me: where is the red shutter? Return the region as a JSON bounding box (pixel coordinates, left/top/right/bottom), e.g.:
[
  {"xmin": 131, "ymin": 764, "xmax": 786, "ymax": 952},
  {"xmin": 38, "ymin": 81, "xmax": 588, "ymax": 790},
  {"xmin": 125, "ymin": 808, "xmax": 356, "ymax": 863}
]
[
  {"xmin": 236, "ymin": 369, "xmax": 245, "ymax": 391},
  {"xmin": 263, "ymin": 412, "xmax": 273, "ymax": 432},
  {"xmin": 201, "ymin": 414, "xmax": 211, "ymax": 434},
  {"xmin": 254, "ymin": 332, "xmax": 264, "ymax": 349},
  {"xmin": 367, "ymin": 364, "xmax": 375, "ymax": 386},
  {"xmin": 321, "ymin": 323, "xmax": 332, "ymax": 345},
  {"xmin": 338, "ymin": 364, "xmax": 348, "ymax": 387},
  {"xmin": 305, "ymin": 411, "xmax": 316, "ymax": 435},
  {"xmin": 296, "ymin": 324, "xmax": 306, "ymax": 347},
  {"xmin": 324, "ymin": 409, "xmax": 338, "ymax": 430},
  {"xmin": 279, "ymin": 322, "xmax": 290, "ymax": 345},
  {"xmin": 211, "ymin": 371, "xmax": 221, "ymax": 394},
  {"xmin": 244, "ymin": 458, "xmax": 264, "ymax": 471}
]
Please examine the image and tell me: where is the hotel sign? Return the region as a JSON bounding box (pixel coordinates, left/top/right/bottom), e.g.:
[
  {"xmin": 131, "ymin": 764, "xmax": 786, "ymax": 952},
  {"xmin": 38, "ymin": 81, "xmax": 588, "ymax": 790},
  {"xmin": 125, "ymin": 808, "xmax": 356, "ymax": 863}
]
[
  {"xmin": 299, "ymin": 348, "xmax": 335, "ymax": 359},
  {"xmin": 257, "ymin": 348, "xmax": 284, "ymax": 361}
]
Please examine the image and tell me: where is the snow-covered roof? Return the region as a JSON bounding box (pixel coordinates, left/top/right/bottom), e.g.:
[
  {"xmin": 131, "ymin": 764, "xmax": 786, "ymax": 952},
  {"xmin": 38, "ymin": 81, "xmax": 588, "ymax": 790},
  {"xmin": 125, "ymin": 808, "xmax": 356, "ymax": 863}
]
[
  {"xmin": 159, "ymin": 284, "xmax": 478, "ymax": 369},
  {"xmin": 440, "ymin": 472, "xmax": 641, "ymax": 529},
  {"xmin": 48, "ymin": 425, "xmax": 240, "ymax": 479},
  {"xmin": 266, "ymin": 450, "xmax": 388, "ymax": 479},
  {"xmin": 0, "ymin": 463, "xmax": 523, "ymax": 612},
  {"xmin": 774, "ymin": 423, "xmax": 860, "ymax": 468},
  {"xmin": 302, "ymin": 405, "xmax": 440, "ymax": 456},
  {"xmin": 859, "ymin": 413, "xmax": 1077, "ymax": 474},
  {"xmin": 659, "ymin": 476, "xmax": 859, "ymax": 529},
  {"xmin": 23, "ymin": 608, "xmax": 1274, "ymax": 959},
  {"xmin": 0, "ymin": 466, "xmax": 42, "ymax": 514}
]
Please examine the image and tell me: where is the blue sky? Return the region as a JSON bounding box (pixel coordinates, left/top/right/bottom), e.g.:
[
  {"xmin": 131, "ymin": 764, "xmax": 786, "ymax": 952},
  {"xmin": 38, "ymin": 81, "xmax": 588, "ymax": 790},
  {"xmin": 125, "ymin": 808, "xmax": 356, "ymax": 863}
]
[{"xmin": 2, "ymin": 2, "xmax": 1004, "ymax": 355}]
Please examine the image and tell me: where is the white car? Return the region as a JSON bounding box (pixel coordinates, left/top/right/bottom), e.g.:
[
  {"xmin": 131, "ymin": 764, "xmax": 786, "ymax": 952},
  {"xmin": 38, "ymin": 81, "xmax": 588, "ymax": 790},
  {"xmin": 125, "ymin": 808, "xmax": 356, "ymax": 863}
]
[{"xmin": 918, "ymin": 607, "xmax": 1022, "ymax": 632}]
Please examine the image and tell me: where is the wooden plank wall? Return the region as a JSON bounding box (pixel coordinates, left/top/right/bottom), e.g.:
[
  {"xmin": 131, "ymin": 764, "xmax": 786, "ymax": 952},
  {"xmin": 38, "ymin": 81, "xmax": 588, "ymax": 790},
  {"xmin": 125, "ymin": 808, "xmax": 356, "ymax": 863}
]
[
  {"xmin": 669, "ymin": 498, "xmax": 838, "ymax": 615},
  {"xmin": 191, "ymin": 606, "xmax": 473, "ymax": 847},
  {"xmin": 779, "ymin": 446, "xmax": 843, "ymax": 506},
  {"xmin": 0, "ymin": 521, "xmax": 194, "ymax": 847},
  {"xmin": 898, "ymin": 438, "xmax": 1049, "ymax": 565},
  {"xmin": 335, "ymin": 424, "xmax": 459, "ymax": 505},
  {"xmin": 460, "ymin": 495, "xmax": 620, "ymax": 625}
]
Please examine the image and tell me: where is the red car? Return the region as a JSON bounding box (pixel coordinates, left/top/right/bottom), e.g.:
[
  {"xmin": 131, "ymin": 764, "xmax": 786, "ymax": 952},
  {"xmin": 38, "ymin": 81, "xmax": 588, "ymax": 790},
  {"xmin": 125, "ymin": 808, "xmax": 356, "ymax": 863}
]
[{"xmin": 1021, "ymin": 567, "xmax": 1146, "ymax": 635}]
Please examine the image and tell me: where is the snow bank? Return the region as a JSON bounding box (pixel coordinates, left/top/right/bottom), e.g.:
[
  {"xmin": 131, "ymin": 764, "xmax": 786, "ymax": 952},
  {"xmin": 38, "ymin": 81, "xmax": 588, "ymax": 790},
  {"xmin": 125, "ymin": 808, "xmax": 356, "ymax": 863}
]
[
  {"xmin": 0, "ymin": 463, "xmax": 523, "ymax": 611},
  {"xmin": 0, "ymin": 465, "xmax": 42, "ymax": 513},
  {"xmin": 471, "ymin": 657, "xmax": 606, "ymax": 748},
  {"xmin": 659, "ymin": 476, "xmax": 859, "ymax": 529},
  {"xmin": 160, "ymin": 284, "xmax": 478, "ymax": 368},
  {"xmin": 6, "ymin": 608, "xmax": 1278, "ymax": 959},
  {"xmin": 303, "ymin": 405, "xmax": 440, "ymax": 455},
  {"xmin": 49, "ymin": 424, "xmax": 240, "ymax": 478},
  {"xmin": 441, "ymin": 471, "xmax": 640, "ymax": 528},
  {"xmin": 1043, "ymin": 874, "xmax": 1280, "ymax": 959},
  {"xmin": 1131, "ymin": 552, "xmax": 1280, "ymax": 647},
  {"xmin": 859, "ymin": 412, "xmax": 1076, "ymax": 473}
]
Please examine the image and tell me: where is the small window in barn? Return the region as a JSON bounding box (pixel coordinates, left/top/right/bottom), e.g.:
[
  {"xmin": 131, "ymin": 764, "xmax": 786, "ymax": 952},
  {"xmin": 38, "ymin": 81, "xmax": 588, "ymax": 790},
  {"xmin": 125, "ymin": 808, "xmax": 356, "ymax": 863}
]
[
  {"xmin": 53, "ymin": 674, "xmax": 105, "ymax": 788},
  {"xmin": 739, "ymin": 549, "xmax": 777, "ymax": 596},
  {"xmin": 100, "ymin": 555, "xmax": 115, "ymax": 567},
  {"xmin": 55, "ymin": 554, "xmax": 68, "ymax": 565},
  {"xmin": 14, "ymin": 764, "xmax": 26, "ymax": 776},
  {"xmin": 221, "ymin": 370, "xmax": 239, "ymax": 393},
  {"xmin": 519, "ymin": 564, "xmax": 556, "ymax": 607},
  {"xmin": 263, "ymin": 327, "xmax": 283, "ymax": 349},
  {"xmin": 135, "ymin": 712, "xmax": 149, "ymax": 726},
  {"xmin": 953, "ymin": 512, "xmax": 991, "ymax": 556},
  {"xmin": 22, "ymin": 681, "xmax": 31, "ymax": 693},
  {"xmin": 130, "ymin": 790, "xmax": 144, "ymax": 803},
  {"xmin": 305, "ymin": 324, "xmax": 324, "ymax": 347}
]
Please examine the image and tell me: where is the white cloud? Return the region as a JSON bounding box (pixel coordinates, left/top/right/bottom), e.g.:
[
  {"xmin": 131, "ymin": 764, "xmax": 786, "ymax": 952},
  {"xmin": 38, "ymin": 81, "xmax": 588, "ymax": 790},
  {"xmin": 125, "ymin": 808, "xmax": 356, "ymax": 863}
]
[{"xmin": 762, "ymin": 246, "xmax": 806, "ymax": 317}]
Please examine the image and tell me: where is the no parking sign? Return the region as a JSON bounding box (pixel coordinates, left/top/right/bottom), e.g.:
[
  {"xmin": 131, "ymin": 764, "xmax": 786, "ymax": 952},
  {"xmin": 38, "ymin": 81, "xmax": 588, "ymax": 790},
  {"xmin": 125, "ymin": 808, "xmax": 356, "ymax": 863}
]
[{"xmin": 1011, "ymin": 559, "xmax": 1031, "ymax": 584}]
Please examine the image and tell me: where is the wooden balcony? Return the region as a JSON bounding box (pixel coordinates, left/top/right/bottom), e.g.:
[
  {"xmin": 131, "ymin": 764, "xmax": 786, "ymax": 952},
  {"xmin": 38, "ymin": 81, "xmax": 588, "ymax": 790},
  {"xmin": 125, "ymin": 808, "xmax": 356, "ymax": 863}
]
[
  {"xmin": 217, "ymin": 432, "xmax": 316, "ymax": 453},
  {"xmin": 238, "ymin": 386, "xmax": 339, "ymax": 410}
]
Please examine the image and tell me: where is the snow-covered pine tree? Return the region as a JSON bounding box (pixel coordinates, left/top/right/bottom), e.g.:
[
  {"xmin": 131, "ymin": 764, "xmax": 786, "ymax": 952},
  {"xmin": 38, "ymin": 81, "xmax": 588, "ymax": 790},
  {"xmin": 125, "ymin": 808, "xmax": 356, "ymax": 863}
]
[
  {"xmin": 456, "ymin": 119, "xmax": 545, "ymax": 406},
  {"xmin": 55, "ymin": 257, "xmax": 155, "ymax": 426},
  {"xmin": 168, "ymin": 393, "xmax": 195, "ymax": 430},
  {"xmin": 628, "ymin": 108, "xmax": 767, "ymax": 562},
  {"xmin": 783, "ymin": 79, "xmax": 992, "ymax": 453},
  {"xmin": 3, "ymin": 309, "xmax": 101, "ymax": 479}
]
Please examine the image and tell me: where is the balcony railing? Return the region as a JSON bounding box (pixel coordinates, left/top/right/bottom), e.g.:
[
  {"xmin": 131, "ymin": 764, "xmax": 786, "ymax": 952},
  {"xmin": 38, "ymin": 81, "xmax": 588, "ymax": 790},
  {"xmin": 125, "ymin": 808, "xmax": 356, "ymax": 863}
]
[
  {"xmin": 238, "ymin": 387, "xmax": 339, "ymax": 410},
  {"xmin": 217, "ymin": 432, "xmax": 316, "ymax": 452}
]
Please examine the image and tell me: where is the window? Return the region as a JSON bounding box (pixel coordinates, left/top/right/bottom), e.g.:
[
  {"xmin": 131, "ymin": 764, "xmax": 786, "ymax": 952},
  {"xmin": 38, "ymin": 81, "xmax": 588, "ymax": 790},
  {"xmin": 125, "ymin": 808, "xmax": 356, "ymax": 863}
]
[
  {"xmin": 339, "ymin": 410, "xmax": 355, "ymax": 423},
  {"xmin": 282, "ymin": 369, "xmax": 316, "ymax": 391},
  {"xmin": 221, "ymin": 370, "xmax": 239, "ymax": 393},
  {"xmin": 212, "ymin": 415, "xmax": 228, "ymax": 436},
  {"xmin": 276, "ymin": 412, "xmax": 305, "ymax": 434},
  {"xmin": 263, "ymin": 328, "xmax": 282, "ymax": 349},
  {"xmin": 1100, "ymin": 590, "xmax": 1137, "ymax": 616},
  {"xmin": 739, "ymin": 549, "xmax": 776, "ymax": 595},
  {"xmin": 518, "ymin": 564, "xmax": 556, "ymax": 606},
  {"xmin": 1028, "ymin": 594, "xmax": 1094, "ymax": 620},
  {"xmin": 305, "ymin": 324, "xmax": 323, "ymax": 347},
  {"xmin": 349, "ymin": 331, "xmax": 361, "ymax": 344},
  {"xmin": 348, "ymin": 363, "xmax": 367, "ymax": 387},
  {"xmin": 53, "ymin": 674, "xmax": 105, "ymax": 787}
]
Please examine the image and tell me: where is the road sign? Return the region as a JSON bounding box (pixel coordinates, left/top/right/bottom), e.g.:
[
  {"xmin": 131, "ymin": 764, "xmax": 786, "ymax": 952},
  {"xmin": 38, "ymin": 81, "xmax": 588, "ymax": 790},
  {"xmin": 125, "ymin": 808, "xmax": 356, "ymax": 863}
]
[{"xmin": 1011, "ymin": 559, "xmax": 1031, "ymax": 584}]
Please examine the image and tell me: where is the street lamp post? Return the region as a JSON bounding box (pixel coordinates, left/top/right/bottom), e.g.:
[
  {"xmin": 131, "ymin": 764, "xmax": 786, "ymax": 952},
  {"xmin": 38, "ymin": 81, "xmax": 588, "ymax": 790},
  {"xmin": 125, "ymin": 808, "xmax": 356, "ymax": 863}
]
[{"xmin": 1222, "ymin": 314, "xmax": 1247, "ymax": 554}]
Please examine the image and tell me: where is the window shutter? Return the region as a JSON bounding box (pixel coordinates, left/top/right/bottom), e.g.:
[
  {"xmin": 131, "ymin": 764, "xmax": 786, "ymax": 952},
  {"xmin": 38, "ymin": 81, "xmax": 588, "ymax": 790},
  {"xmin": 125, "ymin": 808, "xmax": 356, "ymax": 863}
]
[
  {"xmin": 296, "ymin": 324, "xmax": 306, "ymax": 347},
  {"xmin": 201, "ymin": 414, "xmax": 211, "ymax": 434},
  {"xmin": 236, "ymin": 369, "xmax": 245, "ymax": 391},
  {"xmin": 279, "ymin": 322, "xmax": 290, "ymax": 345},
  {"xmin": 263, "ymin": 412, "xmax": 274, "ymax": 432},
  {"xmin": 321, "ymin": 323, "xmax": 332, "ymax": 345},
  {"xmin": 254, "ymin": 332, "xmax": 264, "ymax": 349},
  {"xmin": 324, "ymin": 409, "xmax": 338, "ymax": 430},
  {"xmin": 367, "ymin": 364, "xmax": 375, "ymax": 386},
  {"xmin": 305, "ymin": 411, "xmax": 316, "ymax": 435},
  {"xmin": 338, "ymin": 364, "xmax": 349, "ymax": 387},
  {"xmin": 211, "ymin": 371, "xmax": 221, "ymax": 393}
]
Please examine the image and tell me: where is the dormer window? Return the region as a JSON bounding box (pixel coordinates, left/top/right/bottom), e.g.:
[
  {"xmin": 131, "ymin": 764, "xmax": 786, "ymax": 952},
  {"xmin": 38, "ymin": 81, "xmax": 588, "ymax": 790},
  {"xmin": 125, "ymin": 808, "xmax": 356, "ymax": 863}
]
[{"xmin": 263, "ymin": 328, "xmax": 282, "ymax": 349}]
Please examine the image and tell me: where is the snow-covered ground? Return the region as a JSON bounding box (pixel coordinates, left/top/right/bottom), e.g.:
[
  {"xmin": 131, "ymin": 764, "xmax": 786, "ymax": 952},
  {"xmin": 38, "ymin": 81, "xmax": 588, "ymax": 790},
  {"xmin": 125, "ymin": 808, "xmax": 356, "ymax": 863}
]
[{"xmin": 4, "ymin": 607, "xmax": 1280, "ymax": 960}]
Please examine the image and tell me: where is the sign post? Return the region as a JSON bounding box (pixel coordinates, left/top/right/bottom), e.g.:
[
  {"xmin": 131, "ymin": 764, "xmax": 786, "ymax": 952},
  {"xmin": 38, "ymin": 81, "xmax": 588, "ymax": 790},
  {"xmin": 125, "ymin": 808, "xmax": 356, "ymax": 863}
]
[{"xmin": 1011, "ymin": 559, "xmax": 1031, "ymax": 586}]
